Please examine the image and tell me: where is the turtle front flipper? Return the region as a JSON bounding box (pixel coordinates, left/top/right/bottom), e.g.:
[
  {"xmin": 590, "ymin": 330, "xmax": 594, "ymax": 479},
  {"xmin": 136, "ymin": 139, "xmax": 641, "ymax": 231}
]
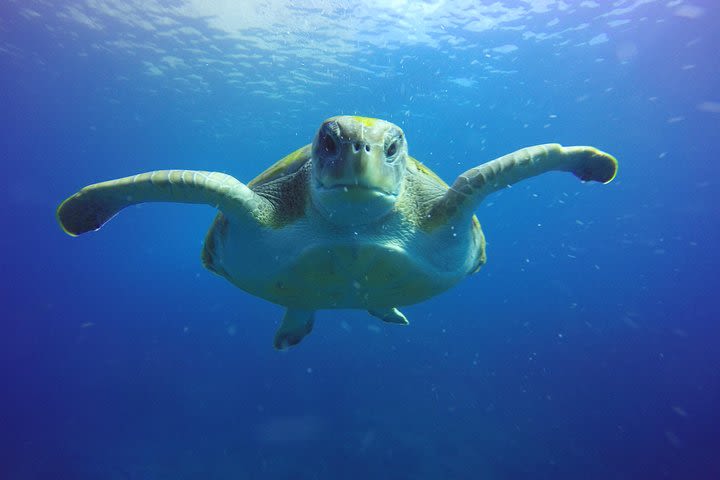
[
  {"xmin": 274, "ymin": 309, "xmax": 315, "ymax": 350},
  {"xmin": 369, "ymin": 307, "xmax": 409, "ymax": 325},
  {"xmin": 57, "ymin": 170, "xmax": 272, "ymax": 236},
  {"xmin": 426, "ymin": 144, "xmax": 617, "ymax": 227}
]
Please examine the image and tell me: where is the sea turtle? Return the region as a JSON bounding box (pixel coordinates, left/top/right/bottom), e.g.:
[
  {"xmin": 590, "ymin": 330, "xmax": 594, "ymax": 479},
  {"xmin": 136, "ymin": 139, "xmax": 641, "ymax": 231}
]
[{"xmin": 57, "ymin": 116, "xmax": 617, "ymax": 349}]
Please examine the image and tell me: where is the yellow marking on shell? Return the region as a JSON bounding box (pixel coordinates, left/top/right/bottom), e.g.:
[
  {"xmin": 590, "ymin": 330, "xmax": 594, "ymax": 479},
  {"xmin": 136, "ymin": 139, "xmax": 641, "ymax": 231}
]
[
  {"xmin": 410, "ymin": 156, "xmax": 449, "ymax": 188},
  {"xmin": 350, "ymin": 116, "xmax": 378, "ymax": 128},
  {"xmin": 248, "ymin": 145, "xmax": 311, "ymax": 188}
]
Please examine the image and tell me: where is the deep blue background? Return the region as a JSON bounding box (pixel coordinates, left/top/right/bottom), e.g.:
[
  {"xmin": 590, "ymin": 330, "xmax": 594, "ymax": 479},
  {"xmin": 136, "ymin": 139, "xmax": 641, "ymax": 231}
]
[{"xmin": 2, "ymin": 1, "xmax": 719, "ymax": 479}]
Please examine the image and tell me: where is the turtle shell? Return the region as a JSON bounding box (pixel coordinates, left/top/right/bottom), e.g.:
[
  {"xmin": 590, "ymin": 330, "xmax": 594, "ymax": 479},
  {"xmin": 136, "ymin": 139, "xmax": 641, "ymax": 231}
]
[{"xmin": 248, "ymin": 145, "xmax": 312, "ymax": 189}]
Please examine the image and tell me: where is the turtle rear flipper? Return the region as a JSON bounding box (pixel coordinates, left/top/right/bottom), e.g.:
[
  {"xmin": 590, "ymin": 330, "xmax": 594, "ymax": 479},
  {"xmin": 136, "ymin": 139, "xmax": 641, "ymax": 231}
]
[
  {"xmin": 274, "ymin": 309, "xmax": 315, "ymax": 350},
  {"xmin": 369, "ymin": 307, "xmax": 409, "ymax": 325},
  {"xmin": 57, "ymin": 170, "xmax": 271, "ymax": 236}
]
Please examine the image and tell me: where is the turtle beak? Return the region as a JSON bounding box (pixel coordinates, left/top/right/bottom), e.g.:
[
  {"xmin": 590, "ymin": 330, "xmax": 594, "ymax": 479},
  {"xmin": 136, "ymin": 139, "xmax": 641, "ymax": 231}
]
[{"xmin": 319, "ymin": 140, "xmax": 394, "ymax": 195}]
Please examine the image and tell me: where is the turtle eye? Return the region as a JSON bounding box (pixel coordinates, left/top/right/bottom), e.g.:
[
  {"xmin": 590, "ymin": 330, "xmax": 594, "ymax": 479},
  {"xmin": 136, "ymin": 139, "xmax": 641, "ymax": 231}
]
[
  {"xmin": 385, "ymin": 140, "xmax": 399, "ymax": 161},
  {"xmin": 320, "ymin": 131, "xmax": 337, "ymax": 156}
]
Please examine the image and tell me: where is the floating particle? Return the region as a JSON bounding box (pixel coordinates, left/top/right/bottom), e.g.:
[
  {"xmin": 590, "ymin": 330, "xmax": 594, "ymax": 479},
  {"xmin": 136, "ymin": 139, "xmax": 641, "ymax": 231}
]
[
  {"xmin": 588, "ymin": 33, "xmax": 608, "ymax": 45},
  {"xmin": 698, "ymin": 101, "xmax": 720, "ymax": 113},
  {"xmin": 665, "ymin": 431, "xmax": 681, "ymax": 448},
  {"xmin": 674, "ymin": 5, "xmax": 704, "ymax": 19},
  {"xmin": 672, "ymin": 406, "xmax": 688, "ymax": 417},
  {"xmin": 622, "ymin": 316, "xmax": 639, "ymax": 329}
]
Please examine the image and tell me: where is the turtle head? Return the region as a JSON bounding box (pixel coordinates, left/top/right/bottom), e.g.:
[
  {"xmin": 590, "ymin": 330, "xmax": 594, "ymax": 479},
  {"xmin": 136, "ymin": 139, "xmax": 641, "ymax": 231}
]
[{"xmin": 310, "ymin": 116, "xmax": 407, "ymax": 225}]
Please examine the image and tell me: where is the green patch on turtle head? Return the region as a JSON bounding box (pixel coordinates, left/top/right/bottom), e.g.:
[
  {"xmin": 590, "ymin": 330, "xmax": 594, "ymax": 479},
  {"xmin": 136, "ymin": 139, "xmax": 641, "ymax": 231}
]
[{"xmin": 349, "ymin": 116, "xmax": 379, "ymax": 128}]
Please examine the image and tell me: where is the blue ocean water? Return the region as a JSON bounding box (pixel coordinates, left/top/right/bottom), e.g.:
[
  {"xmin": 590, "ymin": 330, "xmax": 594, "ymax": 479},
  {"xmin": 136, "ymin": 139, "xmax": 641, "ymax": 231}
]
[{"xmin": 2, "ymin": 1, "xmax": 719, "ymax": 478}]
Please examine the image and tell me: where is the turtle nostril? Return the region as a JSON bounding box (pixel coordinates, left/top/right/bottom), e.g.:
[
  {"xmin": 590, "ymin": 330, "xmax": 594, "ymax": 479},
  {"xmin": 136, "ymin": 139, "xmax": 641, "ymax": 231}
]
[
  {"xmin": 364, "ymin": 144, "xmax": 371, "ymax": 152},
  {"xmin": 353, "ymin": 143, "xmax": 360, "ymax": 153}
]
